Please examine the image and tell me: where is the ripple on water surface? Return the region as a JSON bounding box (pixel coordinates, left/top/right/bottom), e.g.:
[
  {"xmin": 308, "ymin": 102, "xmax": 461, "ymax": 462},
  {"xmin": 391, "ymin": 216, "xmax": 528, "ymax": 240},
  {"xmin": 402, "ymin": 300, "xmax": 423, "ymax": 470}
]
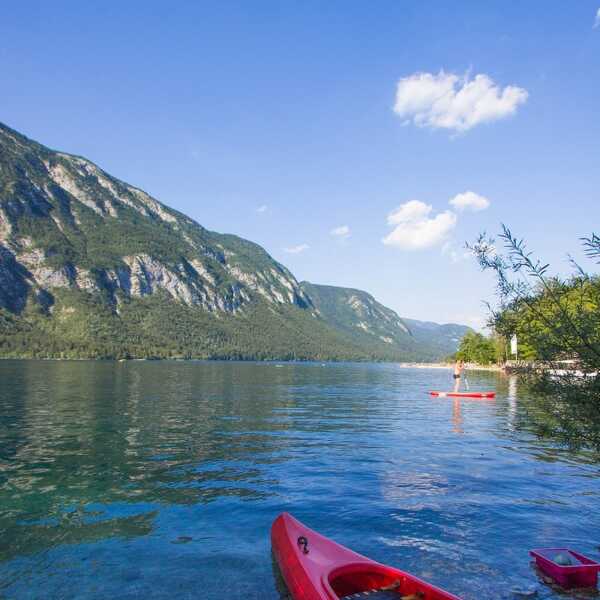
[{"xmin": 0, "ymin": 360, "xmax": 599, "ymax": 599}]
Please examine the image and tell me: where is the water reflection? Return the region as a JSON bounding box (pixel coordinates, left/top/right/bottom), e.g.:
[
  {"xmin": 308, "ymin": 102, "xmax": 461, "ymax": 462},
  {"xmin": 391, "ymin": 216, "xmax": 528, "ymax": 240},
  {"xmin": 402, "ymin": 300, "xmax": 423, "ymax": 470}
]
[
  {"xmin": 507, "ymin": 375, "xmax": 518, "ymax": 432},
  {"xmin": 0, "ymin": 362, "xmax": 599, "ymax": 600},
  {"xmin": 452, "ymin": 399, "xmax": 463, "ymax": 435},
  {"xmin": 1, "ymin": 362, "xmax": 394, "ymax": 560}
]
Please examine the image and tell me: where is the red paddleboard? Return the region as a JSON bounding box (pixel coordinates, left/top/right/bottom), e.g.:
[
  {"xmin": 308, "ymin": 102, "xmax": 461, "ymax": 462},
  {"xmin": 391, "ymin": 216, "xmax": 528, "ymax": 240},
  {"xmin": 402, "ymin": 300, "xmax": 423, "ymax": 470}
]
[
  {"xmin": 429, "ymin": 391, "xmax": 496, "ymax": 398},
  {"xmin": 271, "ymin": 512, "xmax": 461, "ymax": 600}
]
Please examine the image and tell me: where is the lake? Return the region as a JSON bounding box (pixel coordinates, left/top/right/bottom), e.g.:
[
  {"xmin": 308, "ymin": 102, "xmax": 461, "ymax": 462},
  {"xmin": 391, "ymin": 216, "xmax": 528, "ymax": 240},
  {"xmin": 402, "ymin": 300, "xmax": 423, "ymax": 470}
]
[{"xmin": 1, "ymin": 360, "xmax": 599, "ymax": 599}]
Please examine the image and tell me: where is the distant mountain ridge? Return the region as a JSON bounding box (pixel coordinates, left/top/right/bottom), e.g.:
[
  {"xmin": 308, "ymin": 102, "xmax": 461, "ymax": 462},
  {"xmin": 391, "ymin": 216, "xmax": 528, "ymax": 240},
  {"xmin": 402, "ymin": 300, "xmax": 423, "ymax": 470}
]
[
  {"xmin": 300, "ymin": 283, "xmax": 470, "ymax": 360},
  {"xmin": 403, "ymin": 318, "xmax": 472, "ymax": 358},
  {"xmin": 0, "ymin": 121, "xmax": 469, "ymax": 360}
]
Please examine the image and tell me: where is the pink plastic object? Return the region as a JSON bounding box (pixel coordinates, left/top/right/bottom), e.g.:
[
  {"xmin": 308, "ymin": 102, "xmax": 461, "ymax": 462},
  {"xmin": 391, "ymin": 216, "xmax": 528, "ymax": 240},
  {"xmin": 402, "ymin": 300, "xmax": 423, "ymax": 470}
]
[{"xmin": 530, "ymin": 548, "xmax": 600, "ymax": 589}]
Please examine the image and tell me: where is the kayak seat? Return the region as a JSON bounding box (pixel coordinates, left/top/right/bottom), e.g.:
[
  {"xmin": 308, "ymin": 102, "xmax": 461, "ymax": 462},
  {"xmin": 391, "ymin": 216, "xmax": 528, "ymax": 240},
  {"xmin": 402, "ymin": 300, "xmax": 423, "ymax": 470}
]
[
  {"xmin": 327, "ymin": 563, "xmax": 423, "ymax": 599},
  {"xmin": 341, "ymin": 592, "xmax": 404, "ymax": 599},
  {"xmin": 341, "ymin": 590, "xmax": 425, "ymax": 599}
]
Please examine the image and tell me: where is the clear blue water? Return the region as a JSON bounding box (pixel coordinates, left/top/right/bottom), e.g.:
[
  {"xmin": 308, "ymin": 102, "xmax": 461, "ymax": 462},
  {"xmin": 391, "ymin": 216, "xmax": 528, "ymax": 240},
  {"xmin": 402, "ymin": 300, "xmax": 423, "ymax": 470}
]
[{"xmin": 1, "ymin": 360, "xmax": 599, "ymax": 599}]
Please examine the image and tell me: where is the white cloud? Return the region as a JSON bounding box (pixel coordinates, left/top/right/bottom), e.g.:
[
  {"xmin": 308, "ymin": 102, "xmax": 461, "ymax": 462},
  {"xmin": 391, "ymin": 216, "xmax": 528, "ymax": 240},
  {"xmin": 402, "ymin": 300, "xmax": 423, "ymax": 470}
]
[
  {"xmin": 594, "ymin": 8, "xmax": 600, "ymax": 28},
  {"xmin": 449, "ymin": 191, "xmax": 490, "ymax": 212},
  {"xmin": 383, "ymin": 200, "xmax": 457, "ymax": 250},
  {"xmin": 330, "ymin": 225, "xmax": 351, "ymax": 239},
  {"xmin": 387, "ymin": 200, "xmax": 432, "ymax": 224},
  {"xmin": 283, "ymin": 244, "xmax": 309, "ymax": 254},
  {"xmin": 393, "ymin": 70, "xmax": 528, "ymax": 132},
  {"xmin": 257, "ymin": 205, "xmax": 268, "ymax": 213}
]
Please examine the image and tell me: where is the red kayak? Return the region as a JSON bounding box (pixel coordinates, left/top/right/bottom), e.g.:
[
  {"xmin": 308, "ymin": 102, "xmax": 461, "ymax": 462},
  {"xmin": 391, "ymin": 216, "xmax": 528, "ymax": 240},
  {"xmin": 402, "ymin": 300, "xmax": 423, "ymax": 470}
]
[
  {"xmin": 271, "ymin": 512, "xmax": 461, "ymax": 600},
  {"xmin": 429, "ymin": 391, "xmax": 495, "ymax": 398}
]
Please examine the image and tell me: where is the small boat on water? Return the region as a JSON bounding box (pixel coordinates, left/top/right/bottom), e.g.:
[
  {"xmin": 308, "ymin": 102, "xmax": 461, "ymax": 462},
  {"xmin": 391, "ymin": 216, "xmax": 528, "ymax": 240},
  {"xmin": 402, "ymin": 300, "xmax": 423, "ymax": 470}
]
[
  {"xmin": 429, "ymin": 391, "xmax": 496, "ymax": 399},
  {"xmin": 271, "ymin": 512, "xmax": 461, "ymax": 599}
]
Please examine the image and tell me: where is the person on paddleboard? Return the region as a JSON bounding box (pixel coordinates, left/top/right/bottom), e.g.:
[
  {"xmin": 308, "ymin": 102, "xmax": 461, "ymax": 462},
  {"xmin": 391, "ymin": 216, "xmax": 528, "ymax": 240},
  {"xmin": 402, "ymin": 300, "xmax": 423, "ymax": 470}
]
[{"xmin": 453, "ymin": 359, "xmax": 464, "ymax": 392}]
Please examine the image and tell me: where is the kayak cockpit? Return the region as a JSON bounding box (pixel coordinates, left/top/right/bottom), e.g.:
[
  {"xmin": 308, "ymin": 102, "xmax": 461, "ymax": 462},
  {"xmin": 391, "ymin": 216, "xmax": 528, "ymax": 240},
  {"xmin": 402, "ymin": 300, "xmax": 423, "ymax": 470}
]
[{"xmin": 324, "ymin": 563, "xmax": 418, "ymax": 599}]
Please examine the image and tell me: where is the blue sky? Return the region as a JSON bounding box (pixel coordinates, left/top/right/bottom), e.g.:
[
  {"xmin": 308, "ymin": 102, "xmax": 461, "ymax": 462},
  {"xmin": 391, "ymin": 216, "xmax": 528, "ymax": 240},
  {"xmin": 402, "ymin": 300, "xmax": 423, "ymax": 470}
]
[{"xmin": 2, "ymin": 1, "xmax": 599, "ymax": 328}]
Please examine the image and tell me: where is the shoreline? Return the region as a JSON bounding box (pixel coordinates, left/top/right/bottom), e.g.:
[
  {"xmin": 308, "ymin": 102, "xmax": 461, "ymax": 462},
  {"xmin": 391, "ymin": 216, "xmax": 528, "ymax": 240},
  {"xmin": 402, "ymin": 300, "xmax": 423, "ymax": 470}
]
[
  {"xmin": 0, "ymin": 356, "xmax": 504, "ymax": 371},
  {"xmin": 6, "ymin": 357, "xmax": 579, "ymax": 376},
  {"xmin": 398, "ymin": 362, "xmax": 503, "ymax": 372}
]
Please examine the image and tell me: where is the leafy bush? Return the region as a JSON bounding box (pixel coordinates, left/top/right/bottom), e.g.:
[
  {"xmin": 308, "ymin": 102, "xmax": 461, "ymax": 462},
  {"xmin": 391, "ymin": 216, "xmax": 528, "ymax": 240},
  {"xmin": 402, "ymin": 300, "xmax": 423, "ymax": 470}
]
[
  {"xmin": 454, "ymin": 331, "xmax": 497, "ymax": 365},
  {"xmin": 470, "ymin": 226, "xmax": 600, "ymax": 450}
]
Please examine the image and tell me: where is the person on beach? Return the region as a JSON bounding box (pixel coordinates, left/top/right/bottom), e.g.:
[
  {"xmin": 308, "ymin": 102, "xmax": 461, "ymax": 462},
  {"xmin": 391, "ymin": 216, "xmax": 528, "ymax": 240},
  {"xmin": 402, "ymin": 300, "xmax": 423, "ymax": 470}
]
[{"xmin": 453, "ymin": 359, "xmax": 465, "ymax": 392}]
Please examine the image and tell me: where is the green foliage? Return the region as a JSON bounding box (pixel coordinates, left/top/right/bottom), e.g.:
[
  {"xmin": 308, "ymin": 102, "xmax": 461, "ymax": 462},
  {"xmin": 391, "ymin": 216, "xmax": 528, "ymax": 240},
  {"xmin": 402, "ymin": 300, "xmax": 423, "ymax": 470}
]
[
  {"xmin": 0, "ymin": 290, "xmax": 422, "ymax": 362},
  {"xmin": 300, "ymin": 282, "xmax": 468, "ymax": 360},
  {"xmin": 470, "ymin": 225, "xmax": 600, "ymax": 450},
  {"xmin": 0, "ymin": 120, "xmax": 462, "ymax": 363},
  {"xmin": 493, "ymin": 277, "xmax": 600, "ymax": 362},
  {"xmin": 455, "ymin": 331, "xmax": 497, "ymax": 365}
]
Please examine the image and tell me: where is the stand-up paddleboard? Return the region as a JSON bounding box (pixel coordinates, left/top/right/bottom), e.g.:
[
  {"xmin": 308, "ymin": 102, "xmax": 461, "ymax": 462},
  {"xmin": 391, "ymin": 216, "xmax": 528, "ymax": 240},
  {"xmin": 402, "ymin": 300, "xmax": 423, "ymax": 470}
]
[
  {"xmin": 272, "ymin": 512, "xmax": 461, "ymax": 599},
  {"xmin": 430, "ymin": 391, "xmax": 496, "ymax": 398}
]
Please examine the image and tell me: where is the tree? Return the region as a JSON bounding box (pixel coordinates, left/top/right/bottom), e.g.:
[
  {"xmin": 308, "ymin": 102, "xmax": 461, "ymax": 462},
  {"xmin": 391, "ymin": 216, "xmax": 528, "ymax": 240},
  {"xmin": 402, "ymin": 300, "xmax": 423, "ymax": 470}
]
[
  {"xmin": 455, "ymin": 331, "xmax": 497, "ymax": 365},
  {"xmin": 469, "ymin": 226, "xmax": 600, "ymax": 450}
]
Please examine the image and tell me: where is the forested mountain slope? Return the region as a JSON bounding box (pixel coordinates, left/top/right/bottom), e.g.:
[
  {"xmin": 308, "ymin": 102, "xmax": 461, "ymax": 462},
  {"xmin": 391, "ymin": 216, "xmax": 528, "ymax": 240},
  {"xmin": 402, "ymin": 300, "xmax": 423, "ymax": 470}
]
[{"xmin": 0, "ymin": 122, "xmax": 467, "ymax": 360}]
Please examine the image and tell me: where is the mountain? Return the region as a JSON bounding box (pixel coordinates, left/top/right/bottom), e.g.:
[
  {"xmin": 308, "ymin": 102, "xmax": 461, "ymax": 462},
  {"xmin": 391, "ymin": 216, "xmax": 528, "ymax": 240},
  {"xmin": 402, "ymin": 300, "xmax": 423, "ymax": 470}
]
[
  {"xmin": 300, "ymin": 283, "xmax": 470, "ymax": 360},
  {"xmin": 0, "ymin": 121, "xmax": 467, "ymax": 360},
  {"xmin": 299, "ymin": 282, "xmax": 415, "ymax": 353},
  {"xmin": 402, "ymin": 319, "xmax": 472, "ymax": 358}
]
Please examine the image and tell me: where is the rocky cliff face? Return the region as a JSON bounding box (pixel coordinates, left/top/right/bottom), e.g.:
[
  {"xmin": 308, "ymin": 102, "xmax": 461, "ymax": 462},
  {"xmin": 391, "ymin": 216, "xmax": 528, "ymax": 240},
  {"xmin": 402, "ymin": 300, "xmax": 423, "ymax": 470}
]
[
  {"xmin": 0, "ymin": 121, "xmax": 468, "ymax": 361},
  {"xmin": 0, "ymin": 122, "xmax": 311, "ymax": 316}
]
